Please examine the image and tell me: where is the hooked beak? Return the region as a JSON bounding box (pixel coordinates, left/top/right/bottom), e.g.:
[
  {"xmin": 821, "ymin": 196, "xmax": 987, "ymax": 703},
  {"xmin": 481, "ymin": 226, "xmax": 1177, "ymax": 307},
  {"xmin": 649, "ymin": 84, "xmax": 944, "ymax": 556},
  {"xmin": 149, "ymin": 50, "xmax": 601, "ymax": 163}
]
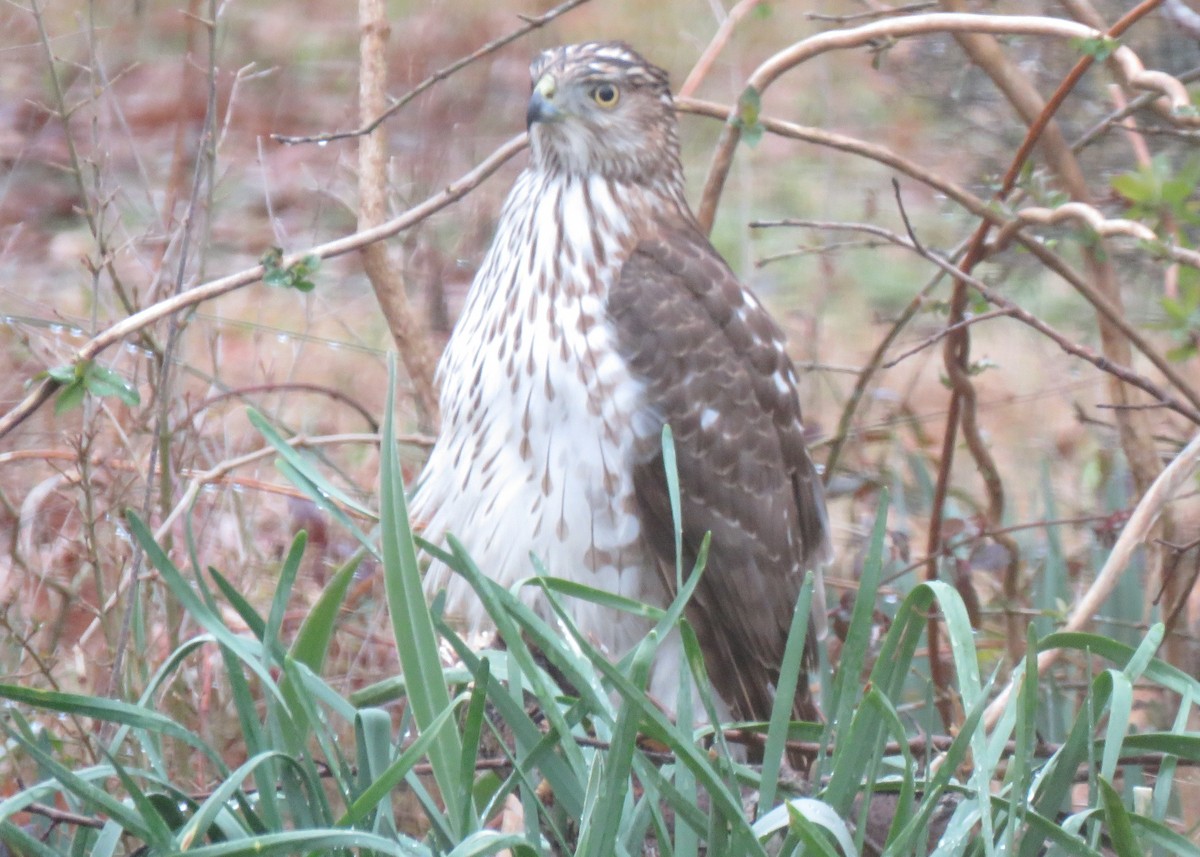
[{"xmin": 526, "ymin": 74, "xmax": 564, "ymax": 129}]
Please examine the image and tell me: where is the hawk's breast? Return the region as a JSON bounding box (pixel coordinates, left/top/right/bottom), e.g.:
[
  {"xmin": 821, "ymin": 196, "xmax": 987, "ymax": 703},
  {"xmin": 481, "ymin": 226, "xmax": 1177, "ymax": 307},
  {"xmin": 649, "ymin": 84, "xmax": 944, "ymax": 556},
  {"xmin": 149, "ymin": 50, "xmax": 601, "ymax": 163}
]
[{"xmin": 413, "ymin": 170, "xmax": 667, "ymax": 657}]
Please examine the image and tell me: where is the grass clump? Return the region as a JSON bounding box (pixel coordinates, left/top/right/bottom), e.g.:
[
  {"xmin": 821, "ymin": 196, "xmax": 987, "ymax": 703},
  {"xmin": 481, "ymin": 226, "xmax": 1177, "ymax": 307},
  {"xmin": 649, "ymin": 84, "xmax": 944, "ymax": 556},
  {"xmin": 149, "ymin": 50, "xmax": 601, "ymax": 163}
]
[{"xmin": 0, "ymin": 364, "xmax": 1196, "ymax": 856}]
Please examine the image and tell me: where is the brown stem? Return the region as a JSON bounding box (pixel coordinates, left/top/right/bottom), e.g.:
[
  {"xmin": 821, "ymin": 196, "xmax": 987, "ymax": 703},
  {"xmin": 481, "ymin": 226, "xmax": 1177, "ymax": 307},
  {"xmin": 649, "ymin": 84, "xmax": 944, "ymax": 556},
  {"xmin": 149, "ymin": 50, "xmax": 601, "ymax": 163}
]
[
  {"xmin": 274, "ymin": 0, "xmax": 593, "ymax": 146},
  {"xmin": 0, "ymin": 135, "xmax": 529, "ymax": 442},
  {"xmin": 357, "ymin": 0, "xmax": 439, "ymax": 427}
]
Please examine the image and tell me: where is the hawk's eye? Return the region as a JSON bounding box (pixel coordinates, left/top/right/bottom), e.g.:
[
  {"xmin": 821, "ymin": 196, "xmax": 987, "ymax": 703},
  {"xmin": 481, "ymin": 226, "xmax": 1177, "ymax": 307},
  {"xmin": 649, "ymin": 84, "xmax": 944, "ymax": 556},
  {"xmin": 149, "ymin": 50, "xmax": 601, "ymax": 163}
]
[{"xmin": 590, "ymin": 83, "xmax": 620, "ymax": 108}]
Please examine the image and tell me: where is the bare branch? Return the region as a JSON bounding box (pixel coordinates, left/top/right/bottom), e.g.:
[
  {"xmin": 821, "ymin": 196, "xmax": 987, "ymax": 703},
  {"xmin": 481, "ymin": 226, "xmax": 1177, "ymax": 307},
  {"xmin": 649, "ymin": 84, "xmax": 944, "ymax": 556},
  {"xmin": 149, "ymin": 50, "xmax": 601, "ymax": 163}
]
[
  {"xmin": 0, "ymin": 135, "xmax": 530, "ymax": 441},
  {"xmin": 357, "ymin": 0, "xmax": 440, "ymax": 425},
  {"xmin": 983, "ymin": 430, "xmax": 1200, "ymax": 731},
  {"xmin": 696, "ymin": 12, "xmax": 1197, "ymax": 232},
  {"xmin": 273, "ymin": 0, "xmax": 593, "ymax": 146}
]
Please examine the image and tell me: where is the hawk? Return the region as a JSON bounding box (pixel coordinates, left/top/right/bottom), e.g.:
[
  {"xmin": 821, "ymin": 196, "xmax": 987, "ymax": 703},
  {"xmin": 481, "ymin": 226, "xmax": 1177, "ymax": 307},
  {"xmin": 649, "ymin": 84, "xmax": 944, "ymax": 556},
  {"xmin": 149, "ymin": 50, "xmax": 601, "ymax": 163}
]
[{"xmin": 412, "ymin": 42, "xmax": 831, "ymax": 726}]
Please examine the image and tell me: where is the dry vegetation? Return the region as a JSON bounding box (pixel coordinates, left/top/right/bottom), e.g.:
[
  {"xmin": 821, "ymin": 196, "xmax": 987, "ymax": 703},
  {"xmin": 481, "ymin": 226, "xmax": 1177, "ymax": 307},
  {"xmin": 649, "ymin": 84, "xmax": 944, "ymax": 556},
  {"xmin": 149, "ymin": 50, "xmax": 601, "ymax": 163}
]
[{"xmin": 2, "ymin": 0, "xmax": 1200, "ymax": 851}]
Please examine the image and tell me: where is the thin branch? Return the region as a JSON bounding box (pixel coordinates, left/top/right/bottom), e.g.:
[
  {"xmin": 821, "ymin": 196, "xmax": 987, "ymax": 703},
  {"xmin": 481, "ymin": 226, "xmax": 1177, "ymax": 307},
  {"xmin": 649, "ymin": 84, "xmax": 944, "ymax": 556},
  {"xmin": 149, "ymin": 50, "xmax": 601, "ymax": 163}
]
[
  {"xmin": 677, "ymin": 98, "xmax": 1200, "ymax": 419},
  {"xmin": 881, "ymin": 309, "xmax": 1013, "ymax": 369},
  {"xmin": 0, "ymin": 134, "xmax": 530, "ymax": 441},
  {"xmin": 171, "ymin": 382, "xmax": 381, "ymax": 434},
  {"xmin": 357, "ymin": 0, "xmax": 440, "ymax": 425},
  {"xmin": 983, "ymin": 430, "xmax": 1200, "ymax": 731},
  {"xmin": 805, "ymin": 216, "xmax": 1200, "ymax": 425},
  {"xmin": 696, "ymin": 12, "xmax": 1196, "ymax": 232},
  {"xmin": 806, "ymin": 2, "xmax": 937, "ymax": 24},
  {"xmin": 273, "ymin": 0, "xmax": 593, "ymax": 145},
  {"xmin": 678, "ymin": 0, "xmax": 768, "ymax": 99}
]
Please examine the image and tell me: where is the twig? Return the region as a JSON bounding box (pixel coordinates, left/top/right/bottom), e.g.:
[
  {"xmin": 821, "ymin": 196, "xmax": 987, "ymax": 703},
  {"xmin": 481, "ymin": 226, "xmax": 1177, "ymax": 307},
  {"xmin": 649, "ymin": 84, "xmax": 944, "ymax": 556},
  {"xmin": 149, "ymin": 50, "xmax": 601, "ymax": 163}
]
[
  {"xmin": 983, "ymin": 430, "xmax": 1200, "ymax": 731},
  {"xmin": 806, "ymin": 2, "xmax": 938, "ymax": 23},
  {"xmin": 0, "ymin": 134, "xmax": 530, "ymax": 441},
  {"xmin": 812, "ymin": 217, "xmax": 1200, "ymax": 425},
  {"xmin": 172, "ymin": 382, "xmax": 381, "ymax": 434},
  {"xmin": 75, "ymin": 431, "xmax": 410, "ymax": 652},
  {"xmin": 357, "ymin": 0, "xmax": 440, "ymax": 426},
  {"xmin": 695, "ymin": 12, "xmax": 1196, "ymax": 233},
  {"xmin": 272, "ymin": 0, "xmax": 593, "ymax": 145},
  {"xmin": 678, "ymin": 99, "xmax": 1200, "ymax": 442},
  {"xmin": 678, "ymin": 0, "xmax": 768, "ymax": 99},
  {"xmin": 1075, "ymin": 65, "xmax": 1200, "ymax": 151},
  {"xmin": 881, "ymin": 309, "xmax": 1013, "ymax": 369}
]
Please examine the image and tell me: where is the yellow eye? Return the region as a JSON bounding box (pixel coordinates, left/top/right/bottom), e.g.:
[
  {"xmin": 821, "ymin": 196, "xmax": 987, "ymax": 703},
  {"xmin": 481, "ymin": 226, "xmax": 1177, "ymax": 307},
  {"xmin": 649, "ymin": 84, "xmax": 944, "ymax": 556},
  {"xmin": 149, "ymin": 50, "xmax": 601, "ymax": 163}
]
[{"xmin": 591, "ymin": 83, "xmax": 620, "ymax": 108}]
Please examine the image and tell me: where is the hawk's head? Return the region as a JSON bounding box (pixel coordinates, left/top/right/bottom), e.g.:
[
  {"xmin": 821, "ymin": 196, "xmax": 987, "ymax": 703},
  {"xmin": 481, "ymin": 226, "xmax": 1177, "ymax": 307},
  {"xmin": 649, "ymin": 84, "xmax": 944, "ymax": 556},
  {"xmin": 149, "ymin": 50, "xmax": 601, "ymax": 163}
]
[{"xmin": 525, "ymin": 42, "xmax": 682, "ymax": 187}]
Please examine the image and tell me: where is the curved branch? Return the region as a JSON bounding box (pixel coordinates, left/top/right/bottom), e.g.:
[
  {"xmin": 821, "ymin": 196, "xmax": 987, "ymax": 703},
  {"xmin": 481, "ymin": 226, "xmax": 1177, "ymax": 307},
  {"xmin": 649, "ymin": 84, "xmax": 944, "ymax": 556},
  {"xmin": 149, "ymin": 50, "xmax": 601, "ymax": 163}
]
[
  {"xmin": 677, "ymin": 98, "xmax": 1200, "ymax": 418},
  {"xmin": 696, "ymin": 12, "xmax": 1197, "ymax": 231},
  {"xmin": 0, "ymin": 134, "xmax": 530, "ymax": 441},
  {"xmin": 983, "ymin": 430, "xmax": 1200, "ymax": 731}
]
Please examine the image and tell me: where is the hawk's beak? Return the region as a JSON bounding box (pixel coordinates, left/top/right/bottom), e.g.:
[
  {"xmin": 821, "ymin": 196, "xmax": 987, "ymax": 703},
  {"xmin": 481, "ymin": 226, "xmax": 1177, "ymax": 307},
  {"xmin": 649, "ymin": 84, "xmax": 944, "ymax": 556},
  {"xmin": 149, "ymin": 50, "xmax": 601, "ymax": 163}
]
[{"xmin": 527, "ymin": 74, "xmax": 563, "ymax": 129}]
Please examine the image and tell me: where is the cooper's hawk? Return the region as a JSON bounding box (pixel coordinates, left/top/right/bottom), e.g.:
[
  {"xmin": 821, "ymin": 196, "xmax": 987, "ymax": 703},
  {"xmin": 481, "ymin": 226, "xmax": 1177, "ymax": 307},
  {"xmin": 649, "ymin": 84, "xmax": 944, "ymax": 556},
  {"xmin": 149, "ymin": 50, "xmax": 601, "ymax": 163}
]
[{"xmin": 413, "ymin": 42, "xmax": 831, "ymax": 725}]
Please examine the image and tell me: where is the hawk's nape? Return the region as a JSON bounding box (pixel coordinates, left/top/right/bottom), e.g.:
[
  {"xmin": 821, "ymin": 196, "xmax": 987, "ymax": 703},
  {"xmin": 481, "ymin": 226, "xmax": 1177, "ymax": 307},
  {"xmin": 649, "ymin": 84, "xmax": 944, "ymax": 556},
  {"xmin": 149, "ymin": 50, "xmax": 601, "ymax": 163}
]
[{"xmin": 411, "ymin": 41, "xmax": 831, "ymax": 734}]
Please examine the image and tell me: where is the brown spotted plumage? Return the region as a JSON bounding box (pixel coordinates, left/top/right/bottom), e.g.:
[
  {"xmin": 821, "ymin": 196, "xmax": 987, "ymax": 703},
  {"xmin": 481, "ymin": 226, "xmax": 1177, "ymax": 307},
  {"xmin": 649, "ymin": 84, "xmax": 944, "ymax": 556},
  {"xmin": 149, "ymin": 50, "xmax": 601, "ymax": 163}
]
[{"xmin": 412, "ymin": 42, "xmax": 831, "ymax": 727}]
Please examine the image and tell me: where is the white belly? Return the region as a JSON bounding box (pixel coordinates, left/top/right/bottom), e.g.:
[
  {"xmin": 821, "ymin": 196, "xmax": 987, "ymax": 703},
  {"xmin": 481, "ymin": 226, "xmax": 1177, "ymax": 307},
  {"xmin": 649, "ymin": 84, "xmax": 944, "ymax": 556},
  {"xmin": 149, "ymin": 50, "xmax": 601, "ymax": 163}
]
[{"xmin": 411, "ymin": 171, "xmax": 665, "ymax": 660}]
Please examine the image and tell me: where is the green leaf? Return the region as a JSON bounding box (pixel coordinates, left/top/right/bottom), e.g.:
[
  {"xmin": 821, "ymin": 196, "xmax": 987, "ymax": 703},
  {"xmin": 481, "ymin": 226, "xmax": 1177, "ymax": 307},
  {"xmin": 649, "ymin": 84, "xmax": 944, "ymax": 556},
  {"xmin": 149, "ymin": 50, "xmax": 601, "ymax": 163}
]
[
  {"xmin": 46, "ymin": 364, "xmax": 77, "ymax": 383},
  {"xmin": 378, "ymin": 354, "xmax": 470, "ymax": 834},
  {"xmin": 1071, "ymin": 35, "xmax": 1118, "ymax": 60},
  {"xmin": 0, "ymin": 684, "xmax": 217, "ymax": 759},
  {"xmin": 1098, "ymin": 777, "xmax": 1141, "ymax": 857},
  {"xmin": 83, "ymin": 363, "xmax": 141, "ymax": 406},
  {"xmin": 54, "ymin": 378, "xmax": 86, "ymax": 414},
  {"xmin": 737, "ymin": 86, "xmax": 764, "ymax": 148}
]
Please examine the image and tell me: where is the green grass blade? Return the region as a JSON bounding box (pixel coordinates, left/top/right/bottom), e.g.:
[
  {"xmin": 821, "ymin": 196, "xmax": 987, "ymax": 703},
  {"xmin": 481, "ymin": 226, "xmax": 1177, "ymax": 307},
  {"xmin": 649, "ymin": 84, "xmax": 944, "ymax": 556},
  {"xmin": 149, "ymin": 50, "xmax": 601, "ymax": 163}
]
[
  {"xmin": 157, "ymin": 828, "xmax": 431, "ymax": 856},
  {"xmin": 1128, "ymin": 813, "xmax": 1200, "ymax": 857},
  {"xmin": 446, "ymin": 830, "xmax": 539, "ymax": 857},
  {"xmin": 209, "ymin": 568, "xmax": 268, "ymax": 641},
  {"xmin": 434, "ymin": 615, "xmax": 586, "ymax": 821},
  {"xmin": 579, "ymin": 632, "xmax": 655, "ymax": 857},
  {"xmin": 0, "ymin": 684, "xmax": 215, "ymax": 760},
  {"xmin": 0, "ymin": 821, "xmax": 62, "ymax": 857},
  {"xmin": 247, "ymin": 408, "xmax": 377, "ymax": 520},
  {"xmin": 1098, "ymin": 776, "xmax": 1141, "ymax": 857},
  {"xmin": 177, "ymin": 751, "xmax": 295, "ymax": 848},
  {"xmin": 1038, "ymin": 631, "xmax": 1200, "ymax": 698},
  {"xmin": 759, "ymin": 571, "xmax": 814, "ymax": 816},
  {"xmin": 286, "ymin": 549, "xmax": 361, "ymax": 671},
  {"xmin": 264, "ymin": 530, "xmax": 307, "ymax": 666},
  {"xmin": 0, "ymin": 723, "xmax": 154, "ymax": 842},
  {"xmin": 126, "ymin": 511, "xmax": 289, "ymax": 710},
  {"xmin": 821, "ymin": 488, "xmax": 889, "ymax": 783},
  {"xmin": 378, "ymin": 356, "xmax": 469, "ymax": 833},
  {"xmin": 458, "ymin": 657, "xmax": 491, "ymax": 835}
]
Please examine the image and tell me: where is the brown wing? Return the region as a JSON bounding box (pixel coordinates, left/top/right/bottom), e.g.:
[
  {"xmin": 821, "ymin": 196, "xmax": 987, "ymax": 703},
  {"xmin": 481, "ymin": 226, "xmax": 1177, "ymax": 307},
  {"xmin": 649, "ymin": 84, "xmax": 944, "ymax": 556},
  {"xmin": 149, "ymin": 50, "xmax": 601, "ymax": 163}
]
[{"xmin": 608, "ymin": 222, "xmax": 831, "ymax": 723}]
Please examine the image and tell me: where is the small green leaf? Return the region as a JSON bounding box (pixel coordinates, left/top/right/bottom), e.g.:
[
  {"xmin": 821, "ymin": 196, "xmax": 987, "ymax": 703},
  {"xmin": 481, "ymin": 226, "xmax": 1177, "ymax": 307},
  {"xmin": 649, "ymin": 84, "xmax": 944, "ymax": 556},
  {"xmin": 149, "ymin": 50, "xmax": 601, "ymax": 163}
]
[
  {"xmin": 1111, "ymin": 173, "xmax": 1152, "ymax": 205},
  {"xmin": 263, "ymin": 268, "xmax": 291, "ymax": 288},
  {"xmin": 46, "ymin": 364, "xmax": 78, "ymax": 384},
  {"xmin": 84, "ymin": 364, "xmax": 141, "ymax": 407},
  {"xmin": 55, "ymin": 379, "xmax": 86, "ymax": 414},
  {"xmin": 1072, "ymin": 35, "xmax": 1118, "ymax": 60},
  {"xmin": 260, "ymin": 246, "xmax": 284, "ymax": 268},
  {"xmin": 1167, "ymin": 342, "xmax": 1199, "ymax": 362},
  {"xmin": 737, "ymin": 86, "xmax": 764, "ymax": 148}
]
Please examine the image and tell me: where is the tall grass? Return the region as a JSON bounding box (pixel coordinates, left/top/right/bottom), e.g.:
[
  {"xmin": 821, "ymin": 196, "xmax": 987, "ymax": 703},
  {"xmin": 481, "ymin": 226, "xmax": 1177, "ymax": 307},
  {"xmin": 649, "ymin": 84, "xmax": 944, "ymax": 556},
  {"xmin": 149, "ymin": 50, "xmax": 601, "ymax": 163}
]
[{"xmin": 0, "ymin": 366, "xmax": 1196, "ymax": 855}]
